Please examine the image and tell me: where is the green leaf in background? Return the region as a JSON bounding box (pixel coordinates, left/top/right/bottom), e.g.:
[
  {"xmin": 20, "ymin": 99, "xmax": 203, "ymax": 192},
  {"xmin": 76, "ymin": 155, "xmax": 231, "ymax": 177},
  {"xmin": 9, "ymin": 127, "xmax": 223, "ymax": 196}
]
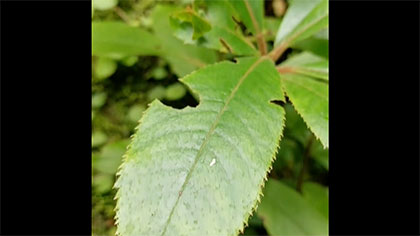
[
  {"xmin": 274, "ymin": 138, "xmax": 304, "ymax": 177},
  {"xmin": 170, "ymin": 8, "xmax": 212, "ymax": 40},
  {"xmin": 95, "ymin": 139, "xmax": 130, "ymax": 175},
  {"xmin": 147, "ymin": 85, "xmax": 166, "ymax": 102},
  {"xmin": 92, "ymin": 21, "xmax": 162, "ymax": 59},
  {"xmin": 310, "ymin": 139, "xmax": 329, "ymax": 170},
  {"xmin": 92, "ymin": 130, "xmax": 108, "ymax": 148},
  {"xmin": 94, "ymin": 174, "xmax": 114, "ymax": 193},
  {"xmin": 120, "ymin": 56, "xmax": 138, "ymax": 67},
  {"xmin": 127, "ymin": 104, "xmax": 146, "ymax": 123},
  {"xmin": 94, "ymin": 57, "xmax": 117, "ymax": 80},
  {"xmin": 92, "ymin": 0, "xmax": 118, "ymax": 11},
  {"xmin": 150, "ymin": 67, "xmax": 168, "ymax": 80},
  {"xmin": 115, "ymin": 57, "xmax": 285, "ymax": 236},
  {"xmin": 150, "ymin": 5, "xmax": 218, "ymax": 77},
  {"xmin": 165, "ymin": 83, "xmax": 187, "ymax": 101},
  {"xmin": 257, "ymin": 179, "xmax": 328, "ymax": 236},
  {"xmin": 302, "ymin": 182, "xmax": 328, "ymax": 219},
  {"xmin": 92, "ymin": 92, "xmax": 108, "ymax": 109},
  {"xmin": 170, "ymin": 1, "xmax": 258, "ymax": 56},
  {"xmin": 281, "ymin": 73, "xmax": 328, "ymax": 148},
  {"xmin": 274, "ymin": 0, "xmax": 328, "ymax": 47},
  {"xmin": 283, "ymin": 103, "xmax": 311, "ymax": 145},
  {"xmin": 278, "ymin": 51, "xmax": 328, "ymax": 80}
]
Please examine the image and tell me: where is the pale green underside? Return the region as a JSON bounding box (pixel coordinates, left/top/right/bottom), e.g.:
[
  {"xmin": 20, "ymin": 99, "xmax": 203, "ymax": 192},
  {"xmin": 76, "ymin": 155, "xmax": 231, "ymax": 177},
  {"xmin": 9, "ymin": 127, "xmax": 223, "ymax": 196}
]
[
  {"xmin": 115, "ymin": 56, "xmax": 286, "ymax": 236},
  {"xmin": 275, "ymin": 0, "xmax": 328, "ymax": 47}
]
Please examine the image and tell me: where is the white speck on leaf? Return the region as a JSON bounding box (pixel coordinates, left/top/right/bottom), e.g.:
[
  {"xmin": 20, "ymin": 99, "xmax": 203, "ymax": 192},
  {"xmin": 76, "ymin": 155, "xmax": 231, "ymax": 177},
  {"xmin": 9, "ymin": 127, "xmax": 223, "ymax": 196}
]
[{"xmin": 210, "ymin": 158, "xmax": 216, "ymax": 167}]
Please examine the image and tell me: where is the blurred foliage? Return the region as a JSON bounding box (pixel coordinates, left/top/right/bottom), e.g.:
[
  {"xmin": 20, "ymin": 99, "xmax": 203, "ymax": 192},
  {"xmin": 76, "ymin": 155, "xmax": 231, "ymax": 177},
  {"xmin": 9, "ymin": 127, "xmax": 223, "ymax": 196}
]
[{"xmin": 92, "ymin": 0, "xmax": 328, "ymax": 235}]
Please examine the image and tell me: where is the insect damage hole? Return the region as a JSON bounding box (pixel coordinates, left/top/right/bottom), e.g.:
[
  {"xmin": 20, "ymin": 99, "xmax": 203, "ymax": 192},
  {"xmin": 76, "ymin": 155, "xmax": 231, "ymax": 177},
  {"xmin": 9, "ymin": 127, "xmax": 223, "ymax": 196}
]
[{"xmin": 270, "ymin": 99, "xmax": 285, "ymax": 107}]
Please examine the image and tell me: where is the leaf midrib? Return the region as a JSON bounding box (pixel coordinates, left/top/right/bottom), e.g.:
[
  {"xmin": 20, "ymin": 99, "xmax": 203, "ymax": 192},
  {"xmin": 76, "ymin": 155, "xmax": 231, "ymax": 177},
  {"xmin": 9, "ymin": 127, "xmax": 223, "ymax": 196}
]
[{"xmin": 160, "ymin": 56, "xmax": 268, "ymax": 236}]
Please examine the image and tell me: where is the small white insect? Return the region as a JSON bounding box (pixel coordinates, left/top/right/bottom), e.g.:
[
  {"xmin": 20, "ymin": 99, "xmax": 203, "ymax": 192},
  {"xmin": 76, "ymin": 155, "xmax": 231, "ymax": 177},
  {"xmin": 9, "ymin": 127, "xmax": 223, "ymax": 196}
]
[{"xmin": 209, "ymin": 158, "xmax": 216, "ymax": 167}]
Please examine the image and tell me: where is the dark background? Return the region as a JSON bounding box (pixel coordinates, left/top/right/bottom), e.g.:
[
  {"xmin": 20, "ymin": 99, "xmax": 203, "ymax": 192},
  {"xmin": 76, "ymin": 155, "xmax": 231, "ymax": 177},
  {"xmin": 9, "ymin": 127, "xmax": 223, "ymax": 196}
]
[{"xmin": 1, "ymin": 0, "xmax": 419, "ymax": 235}]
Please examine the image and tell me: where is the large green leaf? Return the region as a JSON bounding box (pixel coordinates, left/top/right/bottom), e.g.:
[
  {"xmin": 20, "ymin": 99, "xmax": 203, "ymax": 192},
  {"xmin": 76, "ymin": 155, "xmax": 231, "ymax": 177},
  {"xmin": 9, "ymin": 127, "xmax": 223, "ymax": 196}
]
[
  {"xmin": 92, "ymin": 21, "xmax": 161, "ymax": 59},
  {"xmin": 278, "ymin": 51, "xmax": 328, "ymax": 80},
  {"xmin": 257, "ymin": 179, "xmax": 328, "ymax": 236},
  {"xmin": 169, "ymin": 1, "xmax": 258, "ymax": 56},
  {"xmin": 274, "ymin": 0, "xmax": 328, "ymax": 46},
  {"xmin": 150, "ymin": 5, "xmax": 218, "ymax": 77},
  {"xmin": 281, "ymin": 73, "xmax": 328, "ymax": 148},
  {"xmin": 115, "ymin": 56, "xmax": 286, "ymax": 236}
]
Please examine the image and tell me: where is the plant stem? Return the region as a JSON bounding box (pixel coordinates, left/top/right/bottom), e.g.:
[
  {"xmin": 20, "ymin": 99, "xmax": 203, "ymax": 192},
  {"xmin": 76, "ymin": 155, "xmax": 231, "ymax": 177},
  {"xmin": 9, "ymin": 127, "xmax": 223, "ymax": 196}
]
[
  {"xmin": 243, "ymin": 0, "xmax": 267, "ymax": 55},
  {"xmin": 276, "ymin": 66, "xmax": 295, "ymax": 74},
  {"xmin": 296, "ymin": 135, "xmax": 314, "ymax": 192},
  {"xmin": 268, "ymin": 42, "xmax": 288, "ymax": 62},
  {"xmin": 256, "ymin": 33, "xmax": 268, "ymax": 55}
]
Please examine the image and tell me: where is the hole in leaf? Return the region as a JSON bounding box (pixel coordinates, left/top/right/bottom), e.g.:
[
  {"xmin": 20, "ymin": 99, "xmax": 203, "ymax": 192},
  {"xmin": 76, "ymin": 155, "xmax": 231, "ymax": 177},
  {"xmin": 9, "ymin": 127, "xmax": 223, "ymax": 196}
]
[
  {"xmin": 161, "ymin": 90, "xmax": 199, "ymax": 109},
  {"xmin": 270, "ymin": 99, "xmax": 285, "ymax": 107}
]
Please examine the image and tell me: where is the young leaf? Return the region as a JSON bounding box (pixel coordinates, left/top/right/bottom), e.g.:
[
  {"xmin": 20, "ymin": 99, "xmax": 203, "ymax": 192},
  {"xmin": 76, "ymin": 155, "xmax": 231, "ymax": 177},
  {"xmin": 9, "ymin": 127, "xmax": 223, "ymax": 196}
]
[
  {"xmin": 92, "ymin": 21, "xmax": 162, "ymax": 59},
  {"xmin": 281, "ymin": 73, "xmax": 328, "ymax": 148},
  {"xmin": 270, "ymin": 0, "xmax": 328, "ymax": 60},
  {"xmin": 278, "ymin": 51, "xmax": 328, "ymax": 80},
  {"xmin": 257, "ymin": 179, "xmax": 328, "ymax": 236},
  {"xmin": 170, "ymin": 8, "xmax": 212, "ymax": 40},
  {"xmin": 170, "ymin": 1, "xmax": 258, "ymax": 56},
  {"xmin": 115, "ymin": 56, "xmax": 286, "ymax": 236},
  {"xmin": 275, "ymin": 0, "xmax": 328, "ymax": 46},
  {"xmin": 229, "ymin": 0, "xmax": 266, "ymax": 54},
  {"xmin": 150, "ymin": 5, "xmax": 218, "ymax": 77},
  {"xmin": 229, "ymin": 0, "xmax": 264, "ymax": 36}
]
